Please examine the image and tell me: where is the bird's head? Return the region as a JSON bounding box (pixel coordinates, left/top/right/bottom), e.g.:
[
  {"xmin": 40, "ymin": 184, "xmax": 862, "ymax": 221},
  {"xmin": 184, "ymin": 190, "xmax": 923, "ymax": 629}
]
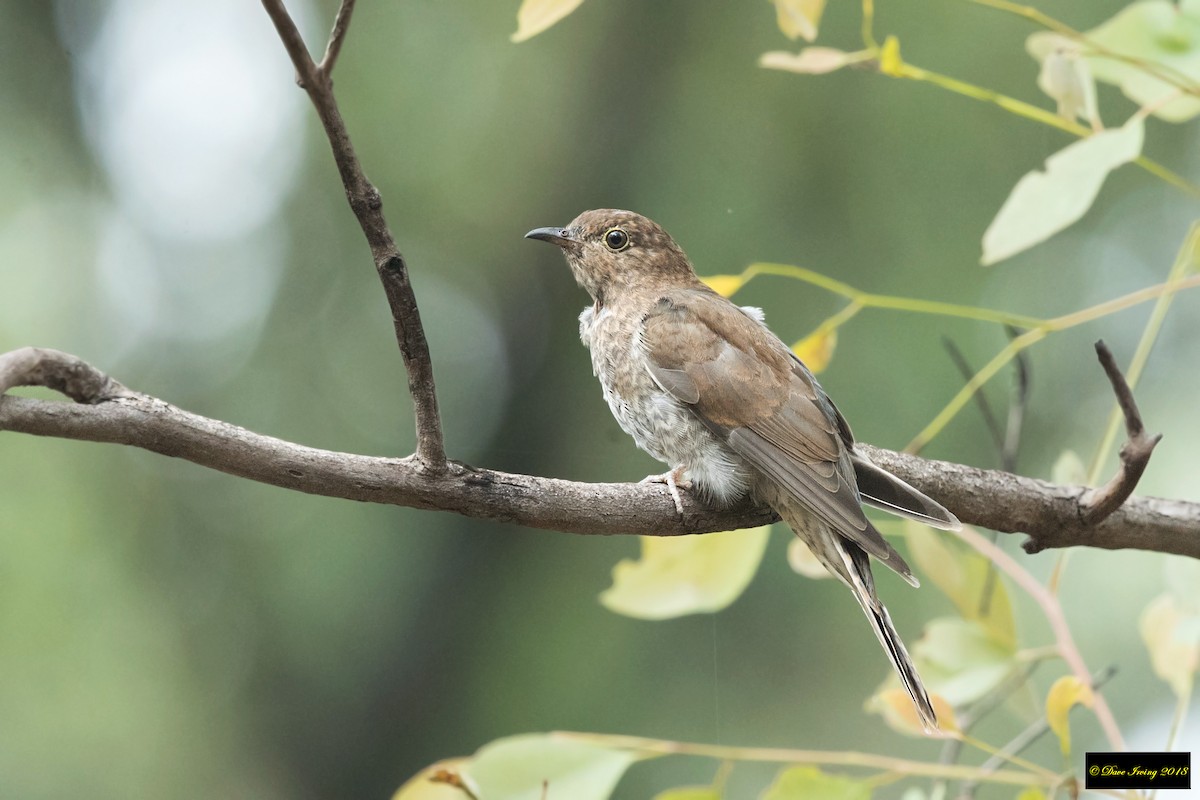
[{"xmin": 526, "ymin": 209, "xmax": 696, "ymax": 302}]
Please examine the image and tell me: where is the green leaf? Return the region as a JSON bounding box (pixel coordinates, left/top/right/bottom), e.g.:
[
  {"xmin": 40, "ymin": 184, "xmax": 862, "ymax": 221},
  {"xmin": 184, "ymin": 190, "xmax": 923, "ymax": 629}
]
[
  {"xmin": 761, "ymin": 766, "xmax": 872, "ymax": 800},
  {"xmin": 467, "ymin": 735, "xmax": 636, "ymax": 800},
  {"xmin": 600, "ymin": 526, "xmax": 771, "ymax": 620},
  {"xmin": 1045, "ymin": 675, "xmax": 1094, "ymax": 756},
  {"xmin": 912, "ymin": 617, "xmax": 1018, "ymax": 706},
  {"xmin": 654, "ymin": 788, "xmax": 721, "ymax": 800},
  {"xmin": 1084, "ymin": 0, "xmax": 1200, "ymax": 123},
  {"xmin": 905, "ymin": 523, "xmax": 1016, "ymax": 649},
  {"xmin": 511, "ymin": 0, "xmax": 586, "ymax": 43},
  {"xmin": 981, "ymin": 119, "xmax": 1144, "ymax": 266}
]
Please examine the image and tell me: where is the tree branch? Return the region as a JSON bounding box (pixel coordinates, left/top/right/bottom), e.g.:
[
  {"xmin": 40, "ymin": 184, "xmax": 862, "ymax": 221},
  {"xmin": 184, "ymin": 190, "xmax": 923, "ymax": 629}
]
[
  {"xmin": 1, "ymin": 348, "xmax": 1197, "ymax": 556},
  {"xmin": 260, "ymin": 0, "xmax": 446, "ymax": 471},
  {"xmin": 3, "ymin": 4, "xmax": 1194, "ymax": 563},
  {"xmin": 318, "ymin": 0, "xmax": 356, "ymax": 75}
]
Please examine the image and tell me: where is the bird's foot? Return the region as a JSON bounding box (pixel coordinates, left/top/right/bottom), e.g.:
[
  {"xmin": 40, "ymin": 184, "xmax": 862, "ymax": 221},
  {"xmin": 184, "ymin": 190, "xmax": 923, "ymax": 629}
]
[{"xmin": 640, "ymin": 467, "xmax": 691, "ymax": 516}]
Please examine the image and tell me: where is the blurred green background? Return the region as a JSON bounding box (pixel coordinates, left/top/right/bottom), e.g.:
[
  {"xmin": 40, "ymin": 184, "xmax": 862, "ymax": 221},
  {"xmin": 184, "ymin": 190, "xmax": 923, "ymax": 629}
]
[{"xmin": 1, "ymin": 0, "xmax": 1198, "ymax": 797}]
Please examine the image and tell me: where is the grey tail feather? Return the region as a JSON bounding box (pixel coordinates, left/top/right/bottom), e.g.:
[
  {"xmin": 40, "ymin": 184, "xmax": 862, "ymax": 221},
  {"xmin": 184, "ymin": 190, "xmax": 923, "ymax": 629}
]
[
  {"xmin": 852, "ymin": 455, "xmax": 961, "ymax": 532},
  {"xmin": 839, "ymin": 542, "xmax": 938, "ymax": 732},
  {"xmin": 865, "ymin": 596, "xmax": 937, "ymax": 732}
]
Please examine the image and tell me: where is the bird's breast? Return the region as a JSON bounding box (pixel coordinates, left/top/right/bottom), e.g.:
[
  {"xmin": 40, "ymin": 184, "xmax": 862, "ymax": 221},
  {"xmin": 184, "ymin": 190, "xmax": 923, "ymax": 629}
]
[{"xmin": 579, "ymin": 302, "xmax": 754, "ymax": 506}]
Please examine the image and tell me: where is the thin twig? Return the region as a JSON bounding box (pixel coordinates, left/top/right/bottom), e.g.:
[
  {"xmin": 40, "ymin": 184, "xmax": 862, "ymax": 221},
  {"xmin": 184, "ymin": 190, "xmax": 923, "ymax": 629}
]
[
  {"xmin": 260, "ymin": 0, "xmax": 447, "ymax": 471},
  {"xmin": 954, "ymin": 526, "xmax": 1126, "ymax": 751},
  {"xmin": 318, "ymin": 0, "xmax": 356, "ymax": 75},
  {"xmin": 942, "ymin": 337, "xmax": 1004, "ymax": 456},
  {"xmin": 1002, "ymin": 325, "xmax": 1029, "ymax": 475},
  {"xmin": 2, "ymin": 348, "xmax": 1200, "ymax": 556},
  {"xmin": 941, "ymin": 330, "xmax": 1031, "ymax": 619},
  {"xmin": 955, "ymin": 666, "xmax": 1117, "ymax": 800},
  {"xmin": 551, "ymin": 731, "xmax": 1050, "ymax": 787},
  {"xmin": 931, "ymin": 661, "xmax": 1043, "ymax": 800},
  {"xmin": 1080, "ymin": 341, "xmax": 1162, "ymax": 525}
]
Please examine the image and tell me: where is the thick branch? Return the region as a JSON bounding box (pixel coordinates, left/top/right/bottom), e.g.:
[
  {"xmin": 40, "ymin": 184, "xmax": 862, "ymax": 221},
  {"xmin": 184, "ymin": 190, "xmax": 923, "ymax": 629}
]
[
  {"xmin": 0, "ymin": 391, "xmax": 774, "ymax": 536},
  {"xmin": 1, "ymin": 349, "xmax": 1197, "ymax": 556},
  {"xmin": 857, "ymin": 446, "xmax": 1199, "ymax": 557},
  {"xmin": 260, "ymin": 0, "xmax": 446, "ymax": 470}
]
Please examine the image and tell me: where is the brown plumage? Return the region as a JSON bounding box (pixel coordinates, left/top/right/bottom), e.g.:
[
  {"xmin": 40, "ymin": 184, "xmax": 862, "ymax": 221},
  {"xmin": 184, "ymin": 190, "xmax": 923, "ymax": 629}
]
[{"xmin": 527, "ymin": 209, "xmax": 960, "ymax": 730}]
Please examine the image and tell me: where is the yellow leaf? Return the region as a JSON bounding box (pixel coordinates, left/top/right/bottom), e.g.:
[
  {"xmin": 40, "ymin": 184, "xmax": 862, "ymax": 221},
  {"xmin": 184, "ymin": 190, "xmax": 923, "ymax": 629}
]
[
  {"xmin": 867, "ymin": 687, "xmax": 959, "ymax": 737},
  {"xmin": 1045, "ymin": 675, "xmax": 1094, "ymax": 756},
  {"xmin": 787, "ymin": 536, "xmax": 832, "ymax": 579},
  {"xmin": 760, "ymin": 47, "xmax": 853, "ymax": 75},
  {"xmin": 511, "ymin": 0, "xmax": 586, "ymax": 43},
  {"xmin": 1015, "ymin": 789, "xmax": 1048, "ymax": 800},
  {"xmin": 772, "ymin": 0, "xmax": 826, "ymax": 42},
  {"xmin": 392, "ymin": 759, "xmax": 477, "ymax": 800},
  {"xmin": 1140, "ymin": 592, "xmax": 1200, "ymax": 699},
  {"xmin": 878, "ymin": 35, "xmax": 904, "ymax": 77},
  {"xmin": 599, "ymin": 527, "xmax": 771, "ymax": 619},
  {"xmin": 701, "ymin": 273, "xmax": 744, "ymax": 297},
  {"xmin": 654, "ymin": 788, "xmax": 721, "ymax": 800},
  {"xmin": 792, "ymin": 328, "xmax": 837, "ymax": 374}
]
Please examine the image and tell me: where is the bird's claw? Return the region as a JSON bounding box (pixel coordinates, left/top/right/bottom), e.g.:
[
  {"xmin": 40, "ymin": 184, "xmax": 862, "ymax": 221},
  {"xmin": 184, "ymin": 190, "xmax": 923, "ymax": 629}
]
[{"xmin": 640, "ymin": 467, "xmax": 690, "ymax": 516}]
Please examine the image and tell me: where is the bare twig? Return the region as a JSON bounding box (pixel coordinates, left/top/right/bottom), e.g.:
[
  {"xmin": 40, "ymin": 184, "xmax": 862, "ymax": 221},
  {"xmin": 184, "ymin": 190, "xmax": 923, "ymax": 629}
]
[
  {"xmin": 942, "ymin": 337, "xmax": 1005, "ymax": 457},
  {"xmin": 931, "ymin": 660, "xmax": 1042, "ymax": 800},
  {"xmin": 553, "ymin": 731, "xmax": 1048, "ymax": 788},
  {"xmin": 260, "ymin": 0, "xmax": 447, "ymax": 471},
  {"xmin": 1002, "ymin": 324, "xmax": 1029, "ymax": 475},
  {"xmin": 0, "ymin": 347, "xmax": 131, "ymax": 402},
  {"xmin": 945, "ymin": 327, "xmax": 1031, "ymax": 619},
  {"xmin": 2, "ymin": 348, "xmax": 1198, "ymax": 556},
  {"xmin": 955, "ymin": 526, "xmax": 1126, "ymax": 750},
  {"xmin": 954, "ymin": 666, "xmax": 1117, "ymax": 800},
  {"xmin": 1080, "ymin": 340, "xmax": 1162, "ymax": 525},
  {"xmin": 318, "ymin": 0, "xmax": 357, "ymax": 75}
]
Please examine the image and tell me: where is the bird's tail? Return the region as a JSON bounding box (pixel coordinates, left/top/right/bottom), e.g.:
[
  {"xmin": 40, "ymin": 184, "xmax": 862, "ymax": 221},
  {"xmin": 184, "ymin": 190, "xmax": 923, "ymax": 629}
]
[
  {"xmin": 842, "ymin": 541, "xmax": 937, "ymax": 731},
  {"xmin": 852, "ymin": 573, "xmax": 937, "ymax": 731},
  {"xmin": 779, "ymin": 502, "xmax": 937, "ymax": 731}
]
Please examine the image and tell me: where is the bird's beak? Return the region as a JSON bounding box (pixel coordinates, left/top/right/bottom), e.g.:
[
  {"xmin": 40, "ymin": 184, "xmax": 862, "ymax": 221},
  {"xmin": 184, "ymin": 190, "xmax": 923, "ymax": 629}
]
[{"xmin": 524, "ymin": 226, "xmax": 574, "ymax": 247}]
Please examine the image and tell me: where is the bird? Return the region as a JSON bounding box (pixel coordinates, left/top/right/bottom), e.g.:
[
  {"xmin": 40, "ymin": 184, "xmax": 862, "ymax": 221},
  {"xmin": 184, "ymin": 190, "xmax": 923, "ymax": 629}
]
[{"xmin": 525, "ymin": 209, "xmax": 961, "ymax": 730}]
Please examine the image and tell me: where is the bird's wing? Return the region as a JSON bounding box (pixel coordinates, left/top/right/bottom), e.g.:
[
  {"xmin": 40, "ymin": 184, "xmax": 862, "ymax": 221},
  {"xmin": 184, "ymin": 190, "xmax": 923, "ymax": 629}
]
[
  {"xmin": 787, "ymin": 351, "xmax": 961, "ymax": 532},
  {"xmin": 640, "ymin": 289, "xmax": 912, "ymax": 574},
  {"xmin": 852, "ymin": 455, "xmax": 961, "ymax": 530}
]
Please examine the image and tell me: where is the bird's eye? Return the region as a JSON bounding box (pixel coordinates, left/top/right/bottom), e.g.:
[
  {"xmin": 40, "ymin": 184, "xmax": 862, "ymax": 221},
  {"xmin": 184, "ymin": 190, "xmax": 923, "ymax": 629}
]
[{"xmin": 603, "ymin": 228, "xmax": 630, "ymax": 251}]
